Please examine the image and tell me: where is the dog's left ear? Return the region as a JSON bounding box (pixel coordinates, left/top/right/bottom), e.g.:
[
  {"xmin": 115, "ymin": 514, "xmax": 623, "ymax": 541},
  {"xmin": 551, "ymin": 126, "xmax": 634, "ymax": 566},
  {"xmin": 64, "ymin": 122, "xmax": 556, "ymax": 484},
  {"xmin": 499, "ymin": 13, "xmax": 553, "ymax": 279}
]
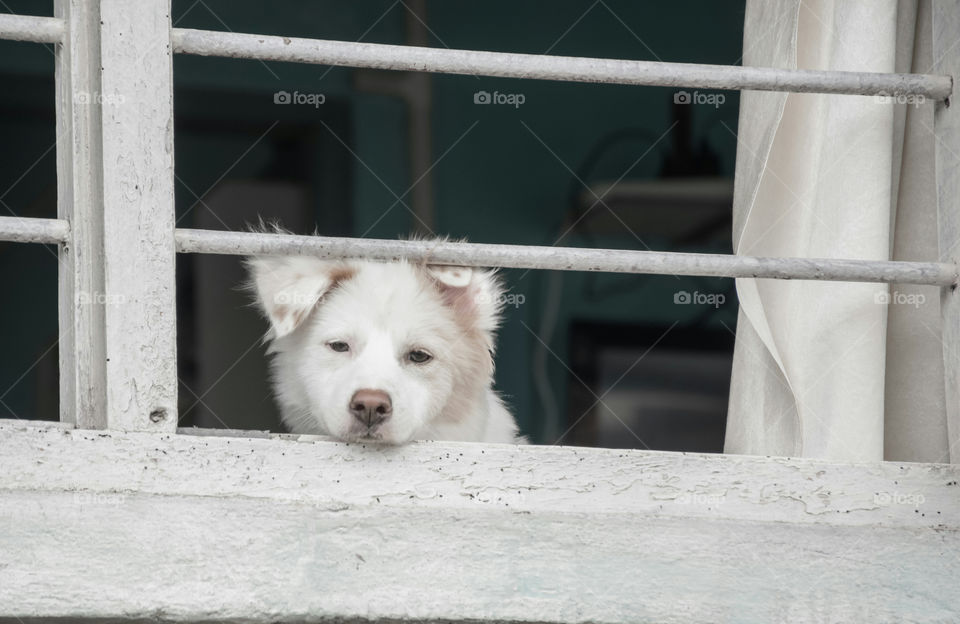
[
  {"xmin": 426, "ymin": 265, "xmax": 503, "ymax": 343},
  {"xmin": 246, "ymin": 256, "xmax": 354, "ymax": 340}
]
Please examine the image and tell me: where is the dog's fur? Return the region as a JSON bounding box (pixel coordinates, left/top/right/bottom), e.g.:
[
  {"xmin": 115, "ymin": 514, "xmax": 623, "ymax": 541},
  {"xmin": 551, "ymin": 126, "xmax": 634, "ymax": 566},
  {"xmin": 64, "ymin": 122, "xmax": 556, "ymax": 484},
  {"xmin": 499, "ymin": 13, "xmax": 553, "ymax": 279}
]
[{"xmin": 247, "ymin": 253, "xmax": 523, "ymax": 444}]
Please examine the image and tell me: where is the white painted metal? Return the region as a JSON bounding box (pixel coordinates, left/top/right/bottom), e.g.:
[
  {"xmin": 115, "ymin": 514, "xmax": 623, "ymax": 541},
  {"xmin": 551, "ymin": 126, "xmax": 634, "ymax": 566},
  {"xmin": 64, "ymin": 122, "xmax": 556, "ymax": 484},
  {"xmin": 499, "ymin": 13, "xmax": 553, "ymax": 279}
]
[
  {"xmin": 54, "ymin": 0, "xmax": 108, "ymax": 430},
  {"xmin": 0, "ymin": 423, "xmax": 957, "ymax": 622},
  {"xmin": 171, "ymin": 27, "xmax": 953, "ymax": 99},
  {"xmin": 934, "ymin": 1, "xmax": 960, "ymax": 463},
  {"xmin": 176, "ymin": 227, "xmax": 959, "ymax": 285},
  {"xmin": 0, "ymin": 215, "xmax": 69, "ymax": 244},
  {"xmin": 97, "ymin": 0, "xmax": 178, "ymax": 431},
  {"xmin": 0, "ymin": 13, "xmax": 63, "ymax": 44}
]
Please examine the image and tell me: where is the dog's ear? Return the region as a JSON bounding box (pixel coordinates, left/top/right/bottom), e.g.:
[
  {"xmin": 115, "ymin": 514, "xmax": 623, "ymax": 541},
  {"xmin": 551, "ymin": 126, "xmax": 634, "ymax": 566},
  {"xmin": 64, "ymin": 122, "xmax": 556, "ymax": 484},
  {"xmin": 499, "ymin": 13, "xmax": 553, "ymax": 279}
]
[
  {"xmin": 246, "ymin": 256, "xmax": 354, "ymax": 339},
  {"xmin": 426, "ymin": 265, "xmax": 504, "ymax": 346}
]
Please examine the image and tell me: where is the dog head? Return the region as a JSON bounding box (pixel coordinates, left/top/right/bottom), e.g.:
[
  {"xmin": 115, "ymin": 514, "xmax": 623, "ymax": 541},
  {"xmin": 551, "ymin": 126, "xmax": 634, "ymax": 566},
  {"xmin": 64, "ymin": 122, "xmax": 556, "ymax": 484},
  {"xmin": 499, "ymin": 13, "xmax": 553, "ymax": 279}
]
[{"xmin": 247, "ymin": 255, "xmax": 503, "ymax": 444}]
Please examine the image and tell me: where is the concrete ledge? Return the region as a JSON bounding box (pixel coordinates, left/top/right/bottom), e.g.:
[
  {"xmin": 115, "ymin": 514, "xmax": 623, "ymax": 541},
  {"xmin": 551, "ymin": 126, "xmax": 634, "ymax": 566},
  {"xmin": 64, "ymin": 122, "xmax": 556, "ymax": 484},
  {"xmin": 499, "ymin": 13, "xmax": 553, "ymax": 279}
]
[{"xmin": 0, "ymin": 423, "xmax": 957, "ymax": 622}]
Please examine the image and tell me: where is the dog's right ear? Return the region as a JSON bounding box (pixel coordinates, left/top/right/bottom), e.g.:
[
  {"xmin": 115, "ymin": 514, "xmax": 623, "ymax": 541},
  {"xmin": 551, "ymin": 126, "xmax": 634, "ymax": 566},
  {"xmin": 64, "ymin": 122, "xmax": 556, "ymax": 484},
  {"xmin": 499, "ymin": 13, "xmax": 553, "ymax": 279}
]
[{"xmin": 245, "ymin": 256, "xmax": 354, "ymax": 340}]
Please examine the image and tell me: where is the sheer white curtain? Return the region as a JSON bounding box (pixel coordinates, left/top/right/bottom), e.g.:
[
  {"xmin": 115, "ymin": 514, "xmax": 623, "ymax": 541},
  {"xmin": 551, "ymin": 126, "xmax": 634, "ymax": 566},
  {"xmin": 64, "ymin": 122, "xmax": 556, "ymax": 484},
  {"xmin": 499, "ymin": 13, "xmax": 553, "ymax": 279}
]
[{"xmin": 726, "ymin": 0, "xmax": 956, "ymax": 462}]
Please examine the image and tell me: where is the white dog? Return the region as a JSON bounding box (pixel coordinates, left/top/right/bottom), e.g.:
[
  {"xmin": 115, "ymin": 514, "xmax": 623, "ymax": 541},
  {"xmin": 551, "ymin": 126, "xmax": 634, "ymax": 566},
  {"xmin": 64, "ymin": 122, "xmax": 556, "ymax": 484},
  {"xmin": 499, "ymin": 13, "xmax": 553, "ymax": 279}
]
[{"xmin": 247, "ymin": 253, "xmax": 523, "ymax": 445}]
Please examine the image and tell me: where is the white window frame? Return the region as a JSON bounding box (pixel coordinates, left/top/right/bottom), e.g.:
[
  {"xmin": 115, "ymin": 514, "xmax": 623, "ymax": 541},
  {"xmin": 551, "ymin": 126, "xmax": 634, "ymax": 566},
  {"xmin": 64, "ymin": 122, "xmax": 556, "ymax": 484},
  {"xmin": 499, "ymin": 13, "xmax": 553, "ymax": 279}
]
[{"xmin": 0, "ymin": 2, "xmax": 958, "ymax": 621}]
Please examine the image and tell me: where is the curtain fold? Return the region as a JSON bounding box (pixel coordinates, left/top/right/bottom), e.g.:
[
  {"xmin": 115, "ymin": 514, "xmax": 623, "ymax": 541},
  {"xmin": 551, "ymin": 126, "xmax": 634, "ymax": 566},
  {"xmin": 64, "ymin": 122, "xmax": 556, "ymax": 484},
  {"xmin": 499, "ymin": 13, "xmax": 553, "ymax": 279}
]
[{"xmin": 726, "ymin": 0, "xmax": 955, "ymax": 463}]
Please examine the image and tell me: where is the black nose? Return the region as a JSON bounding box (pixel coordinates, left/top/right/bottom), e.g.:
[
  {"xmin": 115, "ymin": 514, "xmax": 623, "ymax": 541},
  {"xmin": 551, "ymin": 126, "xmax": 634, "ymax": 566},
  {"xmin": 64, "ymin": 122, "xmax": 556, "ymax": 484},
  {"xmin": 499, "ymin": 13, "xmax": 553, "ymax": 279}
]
[{"xmin": 349, "ymin": 389, "xmax": 393, "ymax": 427}]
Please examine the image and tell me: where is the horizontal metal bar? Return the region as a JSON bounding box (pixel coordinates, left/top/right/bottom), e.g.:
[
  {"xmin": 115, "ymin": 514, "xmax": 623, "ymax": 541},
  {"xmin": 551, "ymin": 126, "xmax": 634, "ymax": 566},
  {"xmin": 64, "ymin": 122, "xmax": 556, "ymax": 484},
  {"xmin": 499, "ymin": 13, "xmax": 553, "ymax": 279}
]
[
  {"xmin": 0, "ymin": 13, "xmax": 64, "ymax": 44},
  {"xmin": 174, "ymin": 228, "xmax": 959, "ymax": 286},
  {"xmin": 0, "ymin": 216, "xmax": 70, "ymax": 244},
  {"xmin": 171, "ymin": 27, "xmax": 953, "ymax": 100}
]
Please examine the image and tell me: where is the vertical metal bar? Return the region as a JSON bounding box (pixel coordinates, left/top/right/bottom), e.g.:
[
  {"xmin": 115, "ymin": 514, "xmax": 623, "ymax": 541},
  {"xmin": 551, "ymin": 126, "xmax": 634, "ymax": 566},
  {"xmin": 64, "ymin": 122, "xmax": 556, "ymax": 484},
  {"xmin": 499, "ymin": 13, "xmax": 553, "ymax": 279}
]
[
  {"xmin": 97, "ymin": 0, "xmax": 178, "ymax": 431},
  {"xmin": 55, "ymin": 0, "xmax": 107, "ymax": 428},
  {"xmin": 933, "ymin": 1, "xmax": 960, "ymax": 462}
]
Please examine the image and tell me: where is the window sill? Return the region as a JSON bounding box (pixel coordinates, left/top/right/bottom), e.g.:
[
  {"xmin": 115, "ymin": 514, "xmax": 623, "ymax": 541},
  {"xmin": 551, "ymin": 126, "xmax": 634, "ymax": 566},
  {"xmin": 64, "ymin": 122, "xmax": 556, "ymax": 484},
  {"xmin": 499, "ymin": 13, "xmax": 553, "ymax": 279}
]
[{"xmin": 0, "ymin": 421, "xmax": 957, "ymax": 622}]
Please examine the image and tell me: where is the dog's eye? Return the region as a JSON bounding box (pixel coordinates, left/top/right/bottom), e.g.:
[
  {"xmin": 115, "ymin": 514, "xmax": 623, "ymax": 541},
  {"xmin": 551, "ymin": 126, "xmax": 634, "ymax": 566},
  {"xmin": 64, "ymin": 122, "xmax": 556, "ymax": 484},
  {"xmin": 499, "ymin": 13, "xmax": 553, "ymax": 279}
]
[
  {"xmin": 328, "ymin": 341, "xmax": 350, "ymax": 353},
  {"xmin": 407, "ymin": 349, "xmax": 432, "ymax": 364}
]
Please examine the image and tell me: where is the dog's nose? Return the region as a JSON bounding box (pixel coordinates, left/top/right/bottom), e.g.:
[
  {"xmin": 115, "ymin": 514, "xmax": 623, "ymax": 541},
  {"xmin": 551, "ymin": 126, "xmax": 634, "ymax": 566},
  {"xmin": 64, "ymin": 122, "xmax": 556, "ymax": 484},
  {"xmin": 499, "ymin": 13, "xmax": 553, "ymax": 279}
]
[{"xmin": 349, "ymin": 389, "xmax": 393, "ymax": 427}]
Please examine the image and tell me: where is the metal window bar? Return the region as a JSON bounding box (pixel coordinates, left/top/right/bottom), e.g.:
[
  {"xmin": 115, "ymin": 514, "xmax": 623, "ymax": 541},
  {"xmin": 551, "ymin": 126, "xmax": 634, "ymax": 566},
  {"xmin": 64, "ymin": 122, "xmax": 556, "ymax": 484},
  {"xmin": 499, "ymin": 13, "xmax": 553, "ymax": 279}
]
[
  {"xmin": 169, "ymin": 27, "xmax": 953, "ymax": 98},
  {"xmin": 0, "ymin": 13, "xmax": 63, "ymax": 43},
  {"xmin": 174, "ymin": 228, "xmax": 959, "ymax": 286},
  {"xmin": 0, "ymin": 6, "xmax": 956, "ymax": 438}
]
